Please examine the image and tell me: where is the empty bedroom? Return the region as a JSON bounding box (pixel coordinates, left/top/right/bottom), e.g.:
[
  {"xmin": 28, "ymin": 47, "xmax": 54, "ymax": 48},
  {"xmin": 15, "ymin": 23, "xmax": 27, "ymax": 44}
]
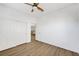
[{"xmin": 0, "ymin": 3, "xmax": 79, "ymax": 56}]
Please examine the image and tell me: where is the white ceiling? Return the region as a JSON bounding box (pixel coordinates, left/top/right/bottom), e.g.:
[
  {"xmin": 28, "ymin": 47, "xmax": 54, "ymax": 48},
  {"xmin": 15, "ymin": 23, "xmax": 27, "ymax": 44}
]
[
  {"xmin": 39, "ymin": 3, "xmax": 72, "ymax": 13},
  {"xmin": 1, "ymin": 3, "xmax": 73, "ymax": 17}
]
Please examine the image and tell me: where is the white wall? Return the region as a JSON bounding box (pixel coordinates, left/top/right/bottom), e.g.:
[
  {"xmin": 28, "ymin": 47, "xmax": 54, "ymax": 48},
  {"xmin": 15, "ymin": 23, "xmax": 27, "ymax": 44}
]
[
  {"xmin": 0, "ymin": 4, "xmax": 35, "ymax": 51},
  {"xmin": 36, "ymin": 4, "xmax": 79, "ymax": 53},
  {"xmin": 0, "ymin": 19, "xmax": 31, "ymax": 51}
]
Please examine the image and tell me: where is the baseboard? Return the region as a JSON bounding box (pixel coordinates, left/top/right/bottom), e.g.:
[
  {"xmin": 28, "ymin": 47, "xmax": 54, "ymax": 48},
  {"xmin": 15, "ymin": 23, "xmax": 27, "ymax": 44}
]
[{"xmin": 36, "ymin": 39, "xmax": 79, "ymax": 54}]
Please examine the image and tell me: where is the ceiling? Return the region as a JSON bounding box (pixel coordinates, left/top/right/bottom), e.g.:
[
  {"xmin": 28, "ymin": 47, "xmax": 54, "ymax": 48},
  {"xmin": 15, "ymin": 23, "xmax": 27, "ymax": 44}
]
[{"xmin": 1, "ymin": 3, "xmax": 73, "ymax": 17}]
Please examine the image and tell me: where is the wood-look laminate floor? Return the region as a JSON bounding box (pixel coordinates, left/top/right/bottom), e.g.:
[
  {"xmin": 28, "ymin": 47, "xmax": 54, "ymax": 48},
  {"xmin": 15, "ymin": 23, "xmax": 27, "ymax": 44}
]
[{"xmin": 0, "ymin": 35, "xmax": 79, "ymax": 56}]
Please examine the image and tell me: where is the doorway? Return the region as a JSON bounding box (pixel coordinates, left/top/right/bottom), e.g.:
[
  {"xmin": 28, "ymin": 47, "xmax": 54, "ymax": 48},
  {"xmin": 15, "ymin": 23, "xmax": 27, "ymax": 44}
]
[{"xmin": 31, "ymin": 26, "xmax": 36, "ymax": 42}]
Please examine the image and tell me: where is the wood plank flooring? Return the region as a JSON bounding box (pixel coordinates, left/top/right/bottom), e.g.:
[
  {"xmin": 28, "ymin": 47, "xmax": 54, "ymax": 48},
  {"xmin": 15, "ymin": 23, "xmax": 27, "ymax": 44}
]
[{"xmin": 0, "ymin": 35, "xmax": 79, "ymax": 56}]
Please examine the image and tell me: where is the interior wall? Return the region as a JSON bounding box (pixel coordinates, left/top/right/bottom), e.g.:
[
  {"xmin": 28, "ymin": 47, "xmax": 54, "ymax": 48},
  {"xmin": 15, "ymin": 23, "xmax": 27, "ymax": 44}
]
[
  {"xmin": 0, "ymin": 4, "xmax": 34, "ymax": 51},
  {"xmin": 36, "ymin": 4, "xmax": 79, "ymax": 53}
]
